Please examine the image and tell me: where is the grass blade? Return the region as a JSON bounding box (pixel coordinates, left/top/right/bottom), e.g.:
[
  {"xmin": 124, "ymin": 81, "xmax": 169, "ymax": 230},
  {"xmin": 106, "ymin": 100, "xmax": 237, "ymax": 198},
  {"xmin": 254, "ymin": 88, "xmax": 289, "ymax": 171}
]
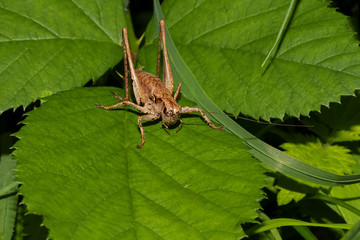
[{"xmin": 247, "ymin": 218, "xmax": 351, "ymax": 235}]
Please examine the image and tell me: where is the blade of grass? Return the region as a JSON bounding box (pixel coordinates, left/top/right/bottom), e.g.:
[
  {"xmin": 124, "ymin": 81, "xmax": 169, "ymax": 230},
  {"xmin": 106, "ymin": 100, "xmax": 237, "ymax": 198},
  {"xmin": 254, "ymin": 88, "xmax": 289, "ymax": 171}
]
[
  {"xmin": 0, "ymin": 182, "xmax": 18, "ymax": 197},
  {"xmin": 247, "ymin": 218, "xmax": 351, "ymax": 235},
  {"xmin": 311, "ymin": 194, "xmax": 360, "ymax": 217},
  {"xmin": 261, "ymin": 0, "xmax": 299, "ymax": 68},
  {"xmin": 293, "ymin": 226, "xmax": 318, "ymax": 240},
  {"xmin": 342, "ymin": 220, "xmax": 360, "ymax": 240},
  {"xmin": 153, "ymin": 0, "xmax": 360, "ymax": 186},
  {"xmin": 256, "ymin": 210, "xmax": 282, "ymax": 240}
]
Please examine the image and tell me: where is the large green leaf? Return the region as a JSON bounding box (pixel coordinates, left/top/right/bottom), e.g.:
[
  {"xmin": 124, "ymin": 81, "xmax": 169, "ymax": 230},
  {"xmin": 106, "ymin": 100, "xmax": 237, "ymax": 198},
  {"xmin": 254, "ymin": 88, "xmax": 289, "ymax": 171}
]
[
  {"xmin": 150, "ymin": 0, "xmax": 360, "ymax": 186},
  {"xmin": 14, "ymin": 87, "xmax": 265, "ymax": 240},
  {"xmin": 0, "ymin": 0, "xmax": 126, "ymax": 113},
  {"xmin": 0, "ymin": 154, "xmax": 17, "ymax": 240},
  {"xmin": 139, "ymin": 0, "xmax": 360, "ymax": 120},
  {"xmin": 276, "ymin": 139, "xmax": 357, "ymax": 205}
]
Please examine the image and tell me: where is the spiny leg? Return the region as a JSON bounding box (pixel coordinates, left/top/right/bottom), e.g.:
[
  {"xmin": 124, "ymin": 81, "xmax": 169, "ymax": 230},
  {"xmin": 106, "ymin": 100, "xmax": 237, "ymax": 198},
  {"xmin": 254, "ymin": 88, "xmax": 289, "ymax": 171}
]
[
  {"xmin": 120, "ymin": 101, "xmax": 150, "ymax": 113},
  {"xmin": 174, "ymin": 83, "xmax": 181, "ymax": 101},
  {"xmin": 122, "ymin": 27, "xmax": 142, "ymax": 105},
  {"xmin": 97, "ymin": 93, "xmax": 149, "ymax": 113},
  {"xmin": 96, "ymin": 102, "xmax": 125, "ymax": 110},
  {"xmin": 112, "ymin": 91, "xmax": 123, "ymax": 101},
  {"xmin": 181, "ymin": 106, "xmax": 225, "ymax": 130},
  {"xmin": 159, "ymin": 20, "xmax": 174, "ymax": 93},
  {"xmin": 157, "ymin": 24, "xmax": 161, "ymax": 77},
  {"xmin": 137, "ymin": 114, "xmax": 160, "ymax": 149},
  {"xmin": 98, "ymin": 27, "xmax": 132, "ymax": 108},
  {"xmin": 95, "ymin": 91, "xmax": 124, "ymax": 109},
  {"xmin": 122, "ymin": 32, "xmax": 129, "ymax": 101}
]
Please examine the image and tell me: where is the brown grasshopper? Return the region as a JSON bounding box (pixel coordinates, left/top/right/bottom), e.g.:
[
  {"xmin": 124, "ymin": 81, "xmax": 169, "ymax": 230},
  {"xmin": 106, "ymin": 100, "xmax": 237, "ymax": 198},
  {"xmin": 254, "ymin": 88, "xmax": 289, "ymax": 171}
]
[{"xmin": 96, "ymin": 20, "xmax": 224, "ymax": 148}]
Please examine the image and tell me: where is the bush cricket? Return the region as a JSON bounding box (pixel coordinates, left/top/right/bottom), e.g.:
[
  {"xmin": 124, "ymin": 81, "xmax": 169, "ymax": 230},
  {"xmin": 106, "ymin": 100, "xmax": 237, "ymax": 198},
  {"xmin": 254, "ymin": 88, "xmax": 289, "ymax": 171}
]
[{"xmin": 96, "ymin": 20, "xmax": 224, "ymax": 148}]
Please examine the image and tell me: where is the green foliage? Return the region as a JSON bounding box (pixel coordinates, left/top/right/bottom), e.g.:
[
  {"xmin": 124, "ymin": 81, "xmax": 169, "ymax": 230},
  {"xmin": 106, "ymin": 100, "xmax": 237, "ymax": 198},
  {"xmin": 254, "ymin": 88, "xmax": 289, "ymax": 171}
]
[
  {"xmin": 0, "ymin": 155, "xmax": 17, "ymax": 240},
  {"xmin": 14, "ymin": 87, "xmax": 265, "ymax": 239},
  {"xmin": 0, "ymin": 0, "xmax": 126, "ymax": 113},
  {"xmin": 281, "ymin": 140, "xmax": 356, "ymax": 175},
  {"xmin": 151, "ymin": 0, "xmax": 360, "ymax": 186},
  {"xmin": 273, "ymin": 92, "xmax": 360, "ymax": 206},
  {"xmin": 276, "ymin": 139, "xmax": 357, "ymax": 205},
  {"xmin": 342, "ymin": 220, "xmax": 360, "ymax": 240},
  {"xmin": 1, "ymin": 0, "xmax": 360, "ymax": 239},
  {"xmin": 140, "ymin": 0, "xmax": 360, "ymax": 120}
]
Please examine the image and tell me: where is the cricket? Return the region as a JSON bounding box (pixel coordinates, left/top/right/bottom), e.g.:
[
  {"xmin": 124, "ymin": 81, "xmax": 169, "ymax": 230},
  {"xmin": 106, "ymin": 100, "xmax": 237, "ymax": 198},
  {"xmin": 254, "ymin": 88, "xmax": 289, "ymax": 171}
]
[{"xmin": 96, "ymin": 20, "xmax": 224, "ymax": 148}]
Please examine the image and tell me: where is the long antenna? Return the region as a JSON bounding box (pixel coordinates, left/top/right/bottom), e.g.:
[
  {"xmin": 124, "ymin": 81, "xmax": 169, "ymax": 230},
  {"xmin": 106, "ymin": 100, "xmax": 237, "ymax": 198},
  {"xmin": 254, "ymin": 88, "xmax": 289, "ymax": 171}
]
[{"xmin": 206, "ymin": 111, "xmax": 313, "ymax": 128}]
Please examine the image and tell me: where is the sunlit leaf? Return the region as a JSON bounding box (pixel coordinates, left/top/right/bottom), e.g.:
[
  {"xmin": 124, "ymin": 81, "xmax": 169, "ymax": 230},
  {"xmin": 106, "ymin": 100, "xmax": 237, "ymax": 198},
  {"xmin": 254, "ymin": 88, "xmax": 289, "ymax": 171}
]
[
  {"xmin": 0, "ymin": 0, "xmax": 126, "ymax": 113},
  {"xmin": 14, "ymin": 87, "xmax": 266, "ymax": 240},
  {"xmin": 281, "ymin": 140, "xmax": 356, "ymax": 175},
  {"xmin": 140, "ymin": 0, "xmax": 360, "ymax": 120}
]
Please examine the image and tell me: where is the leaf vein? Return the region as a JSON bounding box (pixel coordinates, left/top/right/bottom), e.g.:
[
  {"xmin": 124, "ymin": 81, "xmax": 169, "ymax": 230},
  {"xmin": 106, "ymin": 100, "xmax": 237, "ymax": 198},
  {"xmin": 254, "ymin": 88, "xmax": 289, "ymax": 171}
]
[
  {"xmin": 0, "ymin": 6, "xmax": 59, "ymax": 37},
  {"xmin": 68, "ymin": 0, "xmax": 113, "ymax": 42},
  {"xmin": 132, "ymin": 188, "xmax": 207, "ymax": 239},
  {"xmin": 189, "ymin": 3, "xmax": 288, "ymax": 43},
  {"xmin": 2, "ymin": 44, "xmax": 66, "ymax": 108}
]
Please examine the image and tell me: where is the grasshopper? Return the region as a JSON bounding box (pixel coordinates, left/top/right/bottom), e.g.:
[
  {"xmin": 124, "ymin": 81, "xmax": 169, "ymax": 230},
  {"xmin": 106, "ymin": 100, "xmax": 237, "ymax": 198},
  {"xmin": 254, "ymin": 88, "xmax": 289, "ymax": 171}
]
[{"xmin": 96, "ymin": 20, "xmax": 224, "ymax": 148}]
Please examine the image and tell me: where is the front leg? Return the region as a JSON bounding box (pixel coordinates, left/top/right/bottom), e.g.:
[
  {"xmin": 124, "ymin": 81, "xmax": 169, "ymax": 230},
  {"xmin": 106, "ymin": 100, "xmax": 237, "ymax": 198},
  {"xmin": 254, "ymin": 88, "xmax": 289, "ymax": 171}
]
[
  {"xmin": 96, "ymin": 91, "xmax": 126, "ymax": 110},
  {"xmin": 181, "ymin": 106, "xmax": 225, "ymax": 130},
  {"xmin": 96, "ymin": 91, "xmax": 150, "ymax": 113},
  {"xmin": 137, "ymin": 114, "xmax": 160, "ymax": 149}
]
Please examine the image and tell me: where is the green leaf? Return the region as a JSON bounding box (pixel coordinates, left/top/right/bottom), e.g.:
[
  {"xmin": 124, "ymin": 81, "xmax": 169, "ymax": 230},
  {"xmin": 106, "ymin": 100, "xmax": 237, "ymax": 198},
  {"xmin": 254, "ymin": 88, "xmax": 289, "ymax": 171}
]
[
  {"xmin": 275, "ymin": 174, "xmax": 316, "ymax": 205},
  {"xmin": 0, "ymin": 154, "xmax": 17, "ymax": 240},
  {"xmin": 14, "ymin": 87, "xmax": 265, "ymax": 240},
  {"xmin": 281, "ymin": 140, "xmax": 356, "ymax": 175},
  {"xmin": 0, "ymin": 0, "xmax": 127, "ymax": 113},
  {"xmin": 331, "ymin": 184, "xmax": 360, "ymax": 224},
  {"xmin": 140, "ymin": 0, "xmax": 360, "ymax": 120},
  {"xmin": 328, "ymin": 126, "xmax": 360, "ymax": 144},
  {"xmin": 277, "ymin": 140, "xmax": 358, "ymax": 205},
  {"xmin": 151, "ymin": 0, "xmax": 360, "ymax": 186}
]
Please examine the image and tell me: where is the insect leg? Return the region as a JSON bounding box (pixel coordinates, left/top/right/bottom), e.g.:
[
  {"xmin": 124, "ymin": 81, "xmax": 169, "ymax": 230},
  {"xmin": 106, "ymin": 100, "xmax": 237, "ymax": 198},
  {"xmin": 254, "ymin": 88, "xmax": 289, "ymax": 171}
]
[
  {"xmin": 112, "ymin": 91, "xmax": 123, "ymax": 101},
  {"xmin": 96, "ymin": 102, "xmax": 125, "ymax": 110},
  {"xmin": 123, "ymin": 32, "xmax": 129, "ymax": 101},
  {"xmin": 137, "ymin": 114, "xmax": 160, "ymax": 149},
  {"xmin": 173, "ymin": 83, "xmax": 181, "ymax": 101},
  {"xmin": 181, "ymin": 107, "xmax": 225, "ymax": 130},
  {"xmin": 159, "ymin": 20, "xmax": 174, "ymax": 93},
  {"xmin": 121, "ymin": 101, "xmax": 150, "ymax": 113},
  {"xmin": 157, "ymin": 24, "xmax": 161, "ymax": 77},
  {"xmin": 96, "ymin": 97, "xmax": 149, "ymax": 113},
  {"xmin": 95, "ymin": 91, "xmax": 126, "ymax": 109},
  {"xmin": 122, "ymin": 27, "xmax": 142, "ymax": 104}
]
